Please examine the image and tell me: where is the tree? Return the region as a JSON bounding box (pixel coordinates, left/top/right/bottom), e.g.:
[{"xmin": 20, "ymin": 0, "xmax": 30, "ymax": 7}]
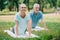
[
  {"xmin": 8, "ymin": 0, "xmax": 13, "ymax": 11},
  {"xmin": 52, "ymin": 0, "xmax": 57, "ymax": 8},
  {"xmin": 13, "ymin": 0, "xmax": 19, "ymax": 12},
  {"xmin": 57, "ymin": 0, "xmax": 60, "ymax": 7},
  {"xmin": 37, "ymin": 0, "xmax": 44, "ymax": 12},
  {"xmin": 46, "ymin": 0, "xmax": 57, "ymax": 8},
  {"xmin": 8, "ymin": 0, "xmax": 19, "ymax": 11},
  {"xmin": 0, "ymin": 0, "xmax": 8, "ymax": 11},
  {"xmin": 23, "ymin": 0, "xmax": 29, "ymax": 10}
]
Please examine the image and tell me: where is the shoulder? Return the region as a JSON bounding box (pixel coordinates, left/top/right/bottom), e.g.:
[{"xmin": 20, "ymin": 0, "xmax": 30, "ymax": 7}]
[
  {"xmin": 25, "ymin": 14, "xmax": 31, "ymax": 21},
  {"xmin": 38, "ymin": 11, "xmax": 43, "ymax": 15},
  {"xmin": 38, "ymin": 11, "xmax": 43, "ymax": 14},
  {"xmin": 26, "ymin": 14, "xmax": 30, "ymax": 18},
  {"xmin": 14, "ymin": 12, "xmax": 20, "ymax": 21},
  {"xmin": 29, "ymin": 11, "xmax": 34, "ymax": 16}
]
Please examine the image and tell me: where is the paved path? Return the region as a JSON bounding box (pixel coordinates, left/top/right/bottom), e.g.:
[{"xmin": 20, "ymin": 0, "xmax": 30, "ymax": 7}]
[{"xmin": 0, "ymin": 13, "xmax": 60, "ymax": 22}]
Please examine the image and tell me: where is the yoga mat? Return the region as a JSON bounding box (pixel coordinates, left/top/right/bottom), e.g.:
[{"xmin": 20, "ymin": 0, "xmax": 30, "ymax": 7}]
[
  {"xmin": 4, "ymin": 30, "xmax": 39, "ymax": 38},
  {"xmin": 32, "ymin": 26, "xmax": 45, "ymax": 31}
]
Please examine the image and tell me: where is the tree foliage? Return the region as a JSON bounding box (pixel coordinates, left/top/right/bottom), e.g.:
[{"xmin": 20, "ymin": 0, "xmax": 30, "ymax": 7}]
[{"xmin": 0, "ymin": 0, "xmax": 60, "ymax": 11}]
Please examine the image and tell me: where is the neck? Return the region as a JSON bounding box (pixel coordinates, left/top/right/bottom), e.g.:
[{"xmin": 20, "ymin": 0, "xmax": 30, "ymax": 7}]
[
  {"xmin": 34, "ymin": 12, "xmax": 38, "ymax": 16},
  {"xmin": 20, "ymin": 12, "xmax": 26, "ymax": 18}
]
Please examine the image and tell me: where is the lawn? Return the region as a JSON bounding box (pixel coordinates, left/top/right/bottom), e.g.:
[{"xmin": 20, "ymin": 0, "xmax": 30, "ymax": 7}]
[{"xmin": 0, "ymin": 13, "xmax": 60, "ymax": 40}]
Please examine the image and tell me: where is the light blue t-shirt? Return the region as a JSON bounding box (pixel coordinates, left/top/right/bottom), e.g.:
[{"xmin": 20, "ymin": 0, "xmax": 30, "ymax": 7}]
[
  {"xmin": 30, "ymin": 11, "xmax": 43, "ymax": 28},
  {"xmin": 14, "ymin": 12, "xmax": 31, "ymax": 35}
]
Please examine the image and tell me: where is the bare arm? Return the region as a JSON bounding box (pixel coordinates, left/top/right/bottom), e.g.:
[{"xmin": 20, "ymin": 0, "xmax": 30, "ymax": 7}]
[
  {"xmin": 27, "ymin": 20, "xmax": 32, "ymax": 36},
  {"xmin": 15, "ymin": 20, "xmax": 19, "ymax": 36},
  {"xmin": 40, "ymin": 18, "xmax": 47, "ymax": 30}
]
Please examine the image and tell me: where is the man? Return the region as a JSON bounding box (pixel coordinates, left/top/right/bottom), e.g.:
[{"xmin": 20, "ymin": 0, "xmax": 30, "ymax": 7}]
[
  {"xmin": 30, "ymin": 3, "xmax": 47, "ymax": 30},
  {"xmin": 13, "ymin": 4, "xmax": 31, "ymax": 36}
]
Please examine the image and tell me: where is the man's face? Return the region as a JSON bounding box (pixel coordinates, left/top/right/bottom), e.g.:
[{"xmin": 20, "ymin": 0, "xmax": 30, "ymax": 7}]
[{"xmin": 34, "ymin": 6, "xmax": 39, "ymax": 13}]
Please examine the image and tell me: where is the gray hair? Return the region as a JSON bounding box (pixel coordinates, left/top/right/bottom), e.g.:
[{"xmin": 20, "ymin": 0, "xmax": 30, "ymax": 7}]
[{"xmin": 33, "ymin": 3, "xmax": 39, "ymax": 8}]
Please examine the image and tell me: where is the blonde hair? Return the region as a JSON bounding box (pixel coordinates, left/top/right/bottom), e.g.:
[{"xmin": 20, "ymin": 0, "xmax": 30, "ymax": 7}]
[
  {"xmin": 19, "ymin": 3, "xmax": 28, "ymax": 15},
  {"xmin": 19, "ymin": 3, "xmax": 26, "ymax": 8}
]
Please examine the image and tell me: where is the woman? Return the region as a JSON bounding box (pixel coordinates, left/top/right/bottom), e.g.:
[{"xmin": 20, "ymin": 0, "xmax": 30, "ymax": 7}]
[{"xmin": 13, "ymin": 4, "xmax": 31, "ymax": 37}]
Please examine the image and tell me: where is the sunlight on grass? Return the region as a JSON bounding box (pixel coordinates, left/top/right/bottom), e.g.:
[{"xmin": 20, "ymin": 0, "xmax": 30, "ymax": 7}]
[{"xmin": 0, "ymin": 14, "xmax": 60, "ymax": 40}]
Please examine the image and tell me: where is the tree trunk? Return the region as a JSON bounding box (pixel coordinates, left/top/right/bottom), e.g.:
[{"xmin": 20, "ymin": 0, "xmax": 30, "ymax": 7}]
[
  {"xmin": 38, "ymin": 0, "xmax": 43, "ymax": 12},
  {"xmin": 23, "ymin": 0, "xmax": 29, "ymax": 11},
  {"xmin": 9, "ymin": 0, "xmax": 12, "ymax": 11}
]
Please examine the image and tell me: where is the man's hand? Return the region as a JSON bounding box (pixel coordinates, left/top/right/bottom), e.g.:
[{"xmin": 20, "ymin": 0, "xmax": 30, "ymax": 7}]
[{"xmin": 41, "ymin": 19, "xmax": 48, "ymax": 30}]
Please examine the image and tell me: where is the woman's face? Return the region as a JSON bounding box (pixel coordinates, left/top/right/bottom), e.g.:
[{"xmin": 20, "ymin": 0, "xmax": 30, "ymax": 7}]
[
  {"xmin": 20, "ymin": 5, "xmax": 26, "ymax": 13},
  {"xmin": 19, "ymin": 4, "xmax": 27, "ymax": 17}
]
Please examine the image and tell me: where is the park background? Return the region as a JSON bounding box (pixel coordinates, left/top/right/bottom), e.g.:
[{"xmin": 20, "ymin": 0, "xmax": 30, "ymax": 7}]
[{"xmin": 0, "ymin": 0, "xmax": 60, "ymax": 40}]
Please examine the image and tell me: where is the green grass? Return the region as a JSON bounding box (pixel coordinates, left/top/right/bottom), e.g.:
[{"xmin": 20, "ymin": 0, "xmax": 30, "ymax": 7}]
[
  {"xmin": 0, "ymin": 22, "xmax": 60, "ymax": 40},
  {"xmin": 0, "ymin": 13, "xmax": 60, "ymax": 40}
]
